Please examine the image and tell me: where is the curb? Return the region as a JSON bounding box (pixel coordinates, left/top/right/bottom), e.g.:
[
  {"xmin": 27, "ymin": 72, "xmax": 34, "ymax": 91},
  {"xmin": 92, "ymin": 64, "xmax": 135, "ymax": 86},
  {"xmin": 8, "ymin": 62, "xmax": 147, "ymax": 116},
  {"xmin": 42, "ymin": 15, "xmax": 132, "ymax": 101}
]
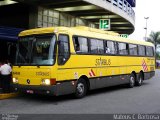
[{"xmin": 0, "ymin": 93, "xmax": 19, "ymax": 100}]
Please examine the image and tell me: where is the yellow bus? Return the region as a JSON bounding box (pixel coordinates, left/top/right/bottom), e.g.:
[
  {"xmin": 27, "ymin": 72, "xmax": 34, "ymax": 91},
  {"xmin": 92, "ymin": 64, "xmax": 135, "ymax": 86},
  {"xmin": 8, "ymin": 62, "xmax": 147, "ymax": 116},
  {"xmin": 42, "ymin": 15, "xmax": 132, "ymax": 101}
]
[{"xmin": 12, "ymin": 26, "xmax": 155, "ymax": 98}]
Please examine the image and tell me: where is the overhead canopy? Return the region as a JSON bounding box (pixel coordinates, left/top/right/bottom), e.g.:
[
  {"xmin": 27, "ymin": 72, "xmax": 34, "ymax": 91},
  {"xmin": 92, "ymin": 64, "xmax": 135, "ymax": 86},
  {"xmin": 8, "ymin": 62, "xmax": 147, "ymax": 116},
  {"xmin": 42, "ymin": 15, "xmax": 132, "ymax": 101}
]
[
  {"xmin": 0, "ymin": 26, "xmax": 24, "ymax": 41},
  {"xmin": 14, "ymin": 0, "xmax": 135, "ymax": 34}
]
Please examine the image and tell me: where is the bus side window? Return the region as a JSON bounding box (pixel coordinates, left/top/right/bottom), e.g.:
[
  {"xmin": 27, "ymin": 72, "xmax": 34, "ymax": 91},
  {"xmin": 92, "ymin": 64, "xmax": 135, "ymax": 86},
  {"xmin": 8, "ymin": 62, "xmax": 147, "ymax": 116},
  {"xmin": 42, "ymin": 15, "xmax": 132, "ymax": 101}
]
[
  {"xmin": 118, "ymin": 42, "xmax": 129, "ymax": 55},
  {"xmin": 129, "ymin": 44, "xmax": 138, "ymax": 56},
  {"xmin": 138, "ymin": 45, "xmax": 146, "ymax": 56},
  {"xmin": 146, "ymin": 46, "xmax": 154, "ymax": 57},
  {"xmin": 73, "ymin": 36, "xmax": 88, "ymax": 53},
  {"xmin": 105, "ymin": 40, "xmax": 117, "ymax": 54},
  {"xmin": 73, "ymin": 36, "xmax": 80, "ymax": 52},
  {"xmin": 90, "ymin": 39, "xmax": 104, "ymax": 54},
  {"xmin": 58, "ymin": 34, "xmax": 70, "ymax": 65}
]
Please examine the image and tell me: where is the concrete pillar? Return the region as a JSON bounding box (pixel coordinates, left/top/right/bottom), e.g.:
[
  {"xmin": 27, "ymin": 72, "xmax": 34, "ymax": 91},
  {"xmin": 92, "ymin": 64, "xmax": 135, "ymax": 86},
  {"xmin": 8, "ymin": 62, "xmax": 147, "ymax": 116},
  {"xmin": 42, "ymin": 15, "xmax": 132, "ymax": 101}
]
[{"xmin": 29, "ymin": 6, "xmax": 38, "ymax": 28}]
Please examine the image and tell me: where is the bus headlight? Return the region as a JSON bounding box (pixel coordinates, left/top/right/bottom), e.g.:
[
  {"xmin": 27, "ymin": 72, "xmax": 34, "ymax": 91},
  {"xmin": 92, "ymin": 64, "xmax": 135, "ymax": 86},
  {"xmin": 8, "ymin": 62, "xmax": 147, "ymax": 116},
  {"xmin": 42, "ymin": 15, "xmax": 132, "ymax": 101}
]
[
  {"xmin": 42, "ymin": 79, "xmax": 50, "ymax": 85},
  {"xmin": 41, "ymin": 78, "xmax": 56, "ymax": 85},
  {"xmin": 13, "ymin": 78, "xmax": 18, "ymax": 83}
]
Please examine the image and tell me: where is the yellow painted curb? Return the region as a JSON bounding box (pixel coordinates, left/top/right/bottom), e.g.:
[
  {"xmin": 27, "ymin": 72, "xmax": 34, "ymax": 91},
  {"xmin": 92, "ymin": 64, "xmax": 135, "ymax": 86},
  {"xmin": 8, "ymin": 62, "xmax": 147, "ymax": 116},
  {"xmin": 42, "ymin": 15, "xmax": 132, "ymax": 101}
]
[{"xmin": 0, "ymin": 93, "xmax": 19, "ymax": 100}]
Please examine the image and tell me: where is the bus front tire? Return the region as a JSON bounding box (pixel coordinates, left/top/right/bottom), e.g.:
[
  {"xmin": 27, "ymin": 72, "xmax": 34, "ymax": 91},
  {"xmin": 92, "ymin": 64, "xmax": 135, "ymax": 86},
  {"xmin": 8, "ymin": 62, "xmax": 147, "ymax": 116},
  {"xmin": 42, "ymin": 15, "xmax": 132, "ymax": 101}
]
[
  {"xmin": 128, "ymin": 73, "xmax": 135, "ymax": 88},
  {"xmin": 75, "ymin": 78, "xmax": 87, "ymax": 98}
]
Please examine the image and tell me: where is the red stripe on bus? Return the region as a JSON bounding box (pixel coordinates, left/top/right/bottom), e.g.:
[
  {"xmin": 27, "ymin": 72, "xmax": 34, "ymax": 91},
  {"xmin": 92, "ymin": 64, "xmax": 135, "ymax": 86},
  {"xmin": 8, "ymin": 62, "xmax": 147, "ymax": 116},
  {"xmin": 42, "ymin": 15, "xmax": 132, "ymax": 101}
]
[{"xmin": 91, "ymin": 69, "xmax": 95, "ymax": 76}]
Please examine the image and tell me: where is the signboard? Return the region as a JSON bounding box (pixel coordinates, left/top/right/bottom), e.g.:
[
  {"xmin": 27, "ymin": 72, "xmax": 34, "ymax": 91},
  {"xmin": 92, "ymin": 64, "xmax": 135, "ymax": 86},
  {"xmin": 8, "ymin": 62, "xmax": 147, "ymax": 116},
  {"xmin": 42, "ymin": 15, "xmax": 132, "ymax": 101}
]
[
  {"xmin": 99, "ymin": 19, "xmax": 110, "ymax": 30},
  {"xmin": 120, "ymin": 34, "xmax": 128, "ymax": 38}
]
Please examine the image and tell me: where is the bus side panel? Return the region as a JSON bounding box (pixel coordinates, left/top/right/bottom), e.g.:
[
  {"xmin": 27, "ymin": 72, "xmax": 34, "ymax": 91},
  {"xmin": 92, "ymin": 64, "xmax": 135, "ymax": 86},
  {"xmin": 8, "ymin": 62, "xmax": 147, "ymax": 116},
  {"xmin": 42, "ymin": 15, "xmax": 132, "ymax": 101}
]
[
  {"xmin": 57, "ymin": 55, "xmax": 130, "ymax": 91},
  {"xmin": 92, "ymin": 75, "xmax": 129, "ymax": 90}
]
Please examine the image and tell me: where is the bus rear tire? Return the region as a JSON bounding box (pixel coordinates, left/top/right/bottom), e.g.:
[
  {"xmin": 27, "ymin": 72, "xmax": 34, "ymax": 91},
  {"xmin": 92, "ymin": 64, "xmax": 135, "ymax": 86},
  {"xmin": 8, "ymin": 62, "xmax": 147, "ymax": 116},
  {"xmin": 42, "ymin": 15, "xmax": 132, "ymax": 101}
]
[
  {"xmin": 128, "ymin": 73, "xmax": 135, "ymax": 88},
  {"xmin": 75, "ymin": 78, "xmax": 87, "ymax": 98},
  {"xmin": 135, "ymin": 73, "xmax": 143, "ymax": 86}
]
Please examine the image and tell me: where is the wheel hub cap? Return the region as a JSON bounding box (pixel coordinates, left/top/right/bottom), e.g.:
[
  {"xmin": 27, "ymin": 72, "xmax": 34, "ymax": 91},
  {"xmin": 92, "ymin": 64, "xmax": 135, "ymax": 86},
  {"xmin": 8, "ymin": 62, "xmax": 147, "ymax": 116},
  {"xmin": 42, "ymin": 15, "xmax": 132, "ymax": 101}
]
[{"xmin": 77, "ymin": 83, "xmax": 84, "ymax": 95}]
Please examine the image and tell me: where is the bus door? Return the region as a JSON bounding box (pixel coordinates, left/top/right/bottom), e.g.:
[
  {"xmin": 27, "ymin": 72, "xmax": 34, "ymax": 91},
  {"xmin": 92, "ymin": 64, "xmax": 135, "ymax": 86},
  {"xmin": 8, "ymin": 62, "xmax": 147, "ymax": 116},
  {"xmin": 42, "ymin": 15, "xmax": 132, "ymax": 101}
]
[{"xmin": 57, "ymin": 34, "xmax": 70, "ymax": 81}]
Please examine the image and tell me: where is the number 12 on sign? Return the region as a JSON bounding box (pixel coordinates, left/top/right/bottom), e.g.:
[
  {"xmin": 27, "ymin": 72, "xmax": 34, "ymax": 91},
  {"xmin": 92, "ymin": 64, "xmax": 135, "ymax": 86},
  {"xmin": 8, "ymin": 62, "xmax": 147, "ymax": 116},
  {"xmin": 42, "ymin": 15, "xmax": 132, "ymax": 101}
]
[{"xmin": 99, "ymin": 19, "xmax": 110, "ymax": 30}]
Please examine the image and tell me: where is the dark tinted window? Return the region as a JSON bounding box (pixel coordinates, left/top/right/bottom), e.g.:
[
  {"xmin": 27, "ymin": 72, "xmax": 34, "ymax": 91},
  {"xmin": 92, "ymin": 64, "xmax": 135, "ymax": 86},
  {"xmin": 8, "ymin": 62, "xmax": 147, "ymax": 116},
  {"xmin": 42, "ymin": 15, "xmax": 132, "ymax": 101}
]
[
  {"xmin": 58, "ymin": 34, "xmax": 70, "ymax": 65},
  {"xmin": 90, "ymin": 39, "xmax": 104, "ymax": 54},
  {"xmin": 118, "ymin": 42, "xmax": 128, "ymax": 55},
  {"xmin": 138, "ymin": 45, "xmax": 145, "ymax": 56},
  {"xmin": 73, "ymin": 36, "xmax": 88, "ymax": 53},
  {"xmin": 129, "ymin": 44, "xmax": 138, "ymax": 55},
  {"xmin": 146, "ymin": 46, "xmax": 154, "ymax": 56},
  {"xmin": 105, "ymin": 41, "xmax": 117, "ymax": 54}
]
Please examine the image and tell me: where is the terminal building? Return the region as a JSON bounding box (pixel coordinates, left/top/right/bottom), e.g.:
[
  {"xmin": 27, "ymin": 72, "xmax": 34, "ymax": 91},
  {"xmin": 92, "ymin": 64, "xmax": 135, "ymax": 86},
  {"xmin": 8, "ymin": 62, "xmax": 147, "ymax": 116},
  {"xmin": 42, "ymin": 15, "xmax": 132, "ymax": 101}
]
[{"xmin": 0, "ymin": 0, "xmax": 136, "ymax": 63}]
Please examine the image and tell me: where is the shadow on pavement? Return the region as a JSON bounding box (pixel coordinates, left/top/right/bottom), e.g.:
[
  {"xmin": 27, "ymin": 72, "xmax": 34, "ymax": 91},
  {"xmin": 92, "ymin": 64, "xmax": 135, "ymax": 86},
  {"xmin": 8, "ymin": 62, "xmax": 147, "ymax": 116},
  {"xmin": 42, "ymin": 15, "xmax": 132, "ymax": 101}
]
[{"xmin": 15, "ymin": 82, "xmax": 150, "ymax": 103}]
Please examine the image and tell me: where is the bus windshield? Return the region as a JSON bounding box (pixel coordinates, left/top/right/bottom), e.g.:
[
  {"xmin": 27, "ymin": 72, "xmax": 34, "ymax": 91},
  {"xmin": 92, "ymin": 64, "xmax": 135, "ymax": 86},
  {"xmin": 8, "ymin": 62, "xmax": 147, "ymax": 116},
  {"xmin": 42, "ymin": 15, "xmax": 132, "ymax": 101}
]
[{"xmin": 15, "ymin": 34, "xmax": 56, "ymax": 66}]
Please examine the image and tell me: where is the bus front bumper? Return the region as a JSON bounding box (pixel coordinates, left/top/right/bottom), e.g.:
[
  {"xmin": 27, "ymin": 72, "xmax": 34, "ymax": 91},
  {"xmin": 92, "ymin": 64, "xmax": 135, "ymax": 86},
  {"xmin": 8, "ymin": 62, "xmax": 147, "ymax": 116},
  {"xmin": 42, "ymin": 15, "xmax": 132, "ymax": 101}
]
[{"xmin": 11, "ymin": 82, "xmax": 76, "ymax": 96}]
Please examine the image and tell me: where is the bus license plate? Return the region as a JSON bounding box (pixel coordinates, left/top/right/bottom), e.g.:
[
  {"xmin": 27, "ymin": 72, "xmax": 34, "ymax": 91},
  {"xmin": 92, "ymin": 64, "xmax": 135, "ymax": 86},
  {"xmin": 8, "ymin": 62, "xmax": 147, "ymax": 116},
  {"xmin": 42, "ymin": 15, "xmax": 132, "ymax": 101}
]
[{"xmin": 26, "ymin": 90, "xmax": 34, "ymax": 94}]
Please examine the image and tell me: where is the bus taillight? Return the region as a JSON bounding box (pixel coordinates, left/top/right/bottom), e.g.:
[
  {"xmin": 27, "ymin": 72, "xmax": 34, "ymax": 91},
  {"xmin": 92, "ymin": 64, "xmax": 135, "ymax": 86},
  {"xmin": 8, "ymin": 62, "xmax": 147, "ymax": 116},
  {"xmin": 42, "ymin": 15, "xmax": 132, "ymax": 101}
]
[{"xmin": 50, "ymin": 78, "xmax": 56, "ymax": 85}]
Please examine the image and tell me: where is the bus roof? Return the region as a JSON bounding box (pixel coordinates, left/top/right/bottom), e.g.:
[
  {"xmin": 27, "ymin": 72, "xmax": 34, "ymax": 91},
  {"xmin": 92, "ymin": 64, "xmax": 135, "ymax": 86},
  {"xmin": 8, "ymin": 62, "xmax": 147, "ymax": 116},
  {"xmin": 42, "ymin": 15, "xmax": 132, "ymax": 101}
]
[{"xmin": 19, "ymin": 26, "xmax": 154, "ymax": 47}]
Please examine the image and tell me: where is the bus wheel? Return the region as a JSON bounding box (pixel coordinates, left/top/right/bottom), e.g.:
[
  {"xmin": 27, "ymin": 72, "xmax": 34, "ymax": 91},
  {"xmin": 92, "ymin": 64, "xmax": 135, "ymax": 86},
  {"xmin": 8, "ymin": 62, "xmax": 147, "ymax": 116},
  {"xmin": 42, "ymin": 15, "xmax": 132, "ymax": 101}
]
[
  {"xmin": 75, "ymin": 78, "xmax": 87, "ymax": 98},
  {"xmin": 136, "ymin": 73, "xmax": 143, "ymax": 86},
  {"xmin": 128, "ymin": 73, "xmax": 135, "ymax": 88}
]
